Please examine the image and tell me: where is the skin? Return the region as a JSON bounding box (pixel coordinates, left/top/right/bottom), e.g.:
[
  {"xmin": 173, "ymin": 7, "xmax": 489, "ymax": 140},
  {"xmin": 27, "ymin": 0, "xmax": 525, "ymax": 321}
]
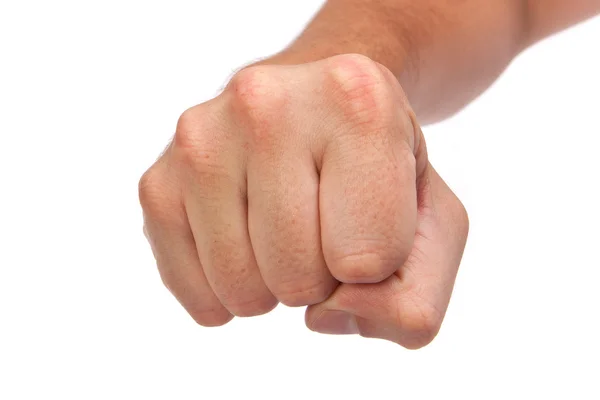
[{"xmin": 139, "ymin": 0, "xmax": 600, "ymax": 348}]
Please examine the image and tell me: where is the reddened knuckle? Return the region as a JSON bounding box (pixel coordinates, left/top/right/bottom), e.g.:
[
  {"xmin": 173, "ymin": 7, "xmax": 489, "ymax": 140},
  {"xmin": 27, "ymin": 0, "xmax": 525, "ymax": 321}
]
[
  {"xmin": 229, "ymin": 66, "xmax": 266, "ymax": 94},
  {"xmin": 325, "ymin": 54, "xmax": 391, "ymax": 124},
  {"xmin": 327, "ymin": 53, "xmax": 382, "ymax": 81},
  {"xmin": 227, "ymin": 67, "xmax": 288, "ymax": 147},
  {"xmin": 176, "ymin": 106, "xmax": 199, "ymax": 131},
  {"xmin": 229, "ymin": 66, "xmax": 287, "ymax": 117}
]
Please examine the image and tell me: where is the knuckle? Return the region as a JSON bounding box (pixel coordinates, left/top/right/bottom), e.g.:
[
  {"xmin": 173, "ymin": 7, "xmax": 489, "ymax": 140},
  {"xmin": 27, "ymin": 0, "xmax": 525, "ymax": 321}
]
[
  {"xmin": 328, "ymin": 250, "xmax": 396, "ymax": 284},
  {"xmin": 138, "ymin": 166, "xmax": 165, "ymax": 215},
  {"xmin": 227, "ymin": 66, "xmax": 288, "ymax": 148},
  {"xmin": 395, "ymin": 295, "xmax": 443, "ymax": 349},
  {"xmin": 274, "ymin": 279, "xmax": 334, "ymax": 307},
  {"xmin": 158, "ymin": 269, "xmax": 180, "ymax": 297},
  {"xmin": 172, "ymin": 113, "xmax": 229, "ymax": 178},
  {"xmin": 224, "ymin": 295, "xmax": 278, "ymax": 318},
  {"xmin": 173, "ymin": 106, "xmax": 207, "ymax": 158},
  {"xmin": 325, "ymin": 54, "xmax": 392, "ymax": 125},
  {"xmin": 455, "ymin": 199, "xmax": 470, "ymax": 239},
  {"xmin": 138, "ymin": 164, "xmax": 183, "ymax": 226},
  {"xmin": 189, "ymin": 308, "xmax": 233, "ymax": 327},
  {"xmin": 228, "ymin": 66, "xmax": 287, "ymax": 120},
  {"xmin": 159, "ymin": 272, "xmax": 233, "ymax": 327}
]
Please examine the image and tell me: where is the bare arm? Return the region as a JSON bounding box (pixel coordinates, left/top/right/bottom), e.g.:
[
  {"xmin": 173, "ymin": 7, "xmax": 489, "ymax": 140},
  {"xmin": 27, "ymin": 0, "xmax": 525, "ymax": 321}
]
[
  {"xmin": 140, "ymin": 0, "xmax": 599, "ymax": 348},
  {"xmin": 263, "ymin": 0, "xmax": 600, "ymax": 124}
]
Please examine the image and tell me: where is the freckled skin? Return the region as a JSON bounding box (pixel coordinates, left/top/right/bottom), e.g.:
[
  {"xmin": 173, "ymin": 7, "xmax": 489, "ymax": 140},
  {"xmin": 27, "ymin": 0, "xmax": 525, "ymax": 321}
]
[{"xmin": 140, "ymin": 1, "xmax": 600, "ymax": 347}]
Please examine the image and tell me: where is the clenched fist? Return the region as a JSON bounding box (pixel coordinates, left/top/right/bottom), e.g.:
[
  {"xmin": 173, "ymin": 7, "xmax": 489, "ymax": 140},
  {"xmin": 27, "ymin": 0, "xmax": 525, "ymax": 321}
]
[{"xmin": 139, "ymin": 54, "xmax": 468, "ymax": 348}]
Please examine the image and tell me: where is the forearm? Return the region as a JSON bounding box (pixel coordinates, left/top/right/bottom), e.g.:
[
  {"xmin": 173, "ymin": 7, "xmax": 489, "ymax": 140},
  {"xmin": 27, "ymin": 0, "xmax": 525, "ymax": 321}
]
[{"xmin": 262, "ymin": 0, "xmax": 600, "ymax": 124}]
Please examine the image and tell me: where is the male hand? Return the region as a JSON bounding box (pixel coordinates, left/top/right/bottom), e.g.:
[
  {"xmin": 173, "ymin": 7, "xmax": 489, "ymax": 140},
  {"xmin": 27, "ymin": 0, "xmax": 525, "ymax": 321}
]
[{"xmin": 139, "ymin": 54, "xmax": 468, "ymax": 349}]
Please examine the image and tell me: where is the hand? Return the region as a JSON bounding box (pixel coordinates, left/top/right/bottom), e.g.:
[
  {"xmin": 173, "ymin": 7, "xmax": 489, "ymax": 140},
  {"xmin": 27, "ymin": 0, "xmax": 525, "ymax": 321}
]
[{"xmin": 138, "ymin": 54, "xmax": 468, "ymax": 348}]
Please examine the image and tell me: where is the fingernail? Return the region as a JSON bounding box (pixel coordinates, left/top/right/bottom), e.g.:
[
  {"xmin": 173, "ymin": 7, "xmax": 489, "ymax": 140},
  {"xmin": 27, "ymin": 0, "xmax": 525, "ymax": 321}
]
[{"xmin": 311, "ymin": 310, "xmax": 359, "ymax": 335}]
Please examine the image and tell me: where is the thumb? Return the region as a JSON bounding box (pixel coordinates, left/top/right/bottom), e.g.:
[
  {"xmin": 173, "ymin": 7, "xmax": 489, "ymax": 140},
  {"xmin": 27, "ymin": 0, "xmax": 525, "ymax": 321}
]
[{"xmin": 306, "ymin": 164, "xmax": 469, "ymax": 349}]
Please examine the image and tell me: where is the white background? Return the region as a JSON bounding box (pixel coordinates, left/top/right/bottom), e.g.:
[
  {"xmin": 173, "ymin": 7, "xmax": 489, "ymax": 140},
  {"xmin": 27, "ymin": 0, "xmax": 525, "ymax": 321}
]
[{"xmin": 1, "ymin": 1, "xmax": 599, "ymax": 399}]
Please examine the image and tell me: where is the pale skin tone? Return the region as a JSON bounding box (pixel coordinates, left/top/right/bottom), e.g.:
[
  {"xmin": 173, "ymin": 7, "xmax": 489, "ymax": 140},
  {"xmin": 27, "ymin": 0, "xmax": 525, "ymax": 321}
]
[{"xmin": 139, "ymin": 0, "xmax": 600, "ymax": 348}]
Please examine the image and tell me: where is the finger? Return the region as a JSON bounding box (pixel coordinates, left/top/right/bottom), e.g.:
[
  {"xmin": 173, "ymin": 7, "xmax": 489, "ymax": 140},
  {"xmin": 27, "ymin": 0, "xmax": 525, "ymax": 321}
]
[
  {"xmin": 246, "ymin": 129, "xmax": 337, "ymax": 307},
  {"xmin": 306, "ymin": 164, "xmax": 469, "ymax": 349},
  {"xmin": 175, "ymin": 106, "xmax": 278, "ymax": 318},
  {"xmin": 318, "ymin": 55, "xmax": 419, "ymax": 283},
  {"xmin": 139, "ymin": 163, "xmax": 233, "ymax": 327}
]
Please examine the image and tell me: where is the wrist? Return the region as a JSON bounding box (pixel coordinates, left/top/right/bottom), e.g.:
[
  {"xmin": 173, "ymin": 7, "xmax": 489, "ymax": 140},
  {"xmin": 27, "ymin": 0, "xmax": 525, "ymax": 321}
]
[
  {"xmin": 254, "ymin": 43, "xmax": 418, "ymax": 114},
  {"xmin": 252, "ymin": 0, "xmax": 413, "ymax": 80},
  {"xmin": 258, "ymin": 40, "xmax": 410, "ymax": 78}
]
